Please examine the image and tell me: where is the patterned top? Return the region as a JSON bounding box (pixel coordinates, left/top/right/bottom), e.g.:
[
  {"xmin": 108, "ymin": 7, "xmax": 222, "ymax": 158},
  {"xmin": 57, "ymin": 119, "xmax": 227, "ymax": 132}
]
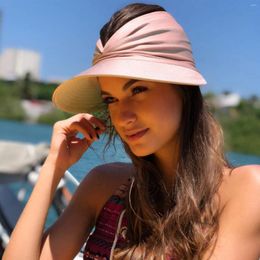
[
  {"xmin": 83, "ymin": 179, "xmax": 130, "ymax": 260},
  {"xmin": 83, "ymin": 177, "xmax": 175, "ymax": 260}
]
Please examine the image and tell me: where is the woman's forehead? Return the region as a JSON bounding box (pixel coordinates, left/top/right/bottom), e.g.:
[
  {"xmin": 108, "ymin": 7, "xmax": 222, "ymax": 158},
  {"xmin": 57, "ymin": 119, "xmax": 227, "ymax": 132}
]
[
  {"xmin": 98, "ymin": 76, "xmax": 133, "ymax": 89},
  {"xmin": 98, "ymin": 76, "xmax": 173, "ymax": 90}
]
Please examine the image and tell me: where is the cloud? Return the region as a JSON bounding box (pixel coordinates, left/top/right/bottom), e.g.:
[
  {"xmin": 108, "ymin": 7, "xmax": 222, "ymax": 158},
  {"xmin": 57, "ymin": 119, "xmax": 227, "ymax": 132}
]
[{"xmin": 250, "ymin": 3, "xmax": 257, "ymax": 6}]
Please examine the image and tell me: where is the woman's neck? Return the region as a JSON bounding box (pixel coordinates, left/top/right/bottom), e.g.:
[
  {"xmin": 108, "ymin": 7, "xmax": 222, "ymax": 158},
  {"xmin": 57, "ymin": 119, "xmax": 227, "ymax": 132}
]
[{"xmin": 154, "ymin": 142, "xmax": 179, "ymax": 190}]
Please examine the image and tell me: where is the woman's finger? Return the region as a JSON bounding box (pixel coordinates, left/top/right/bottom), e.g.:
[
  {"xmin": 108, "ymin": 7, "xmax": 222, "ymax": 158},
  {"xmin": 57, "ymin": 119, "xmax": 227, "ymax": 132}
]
[
  {"xmin": 55, "ymin": 113, "xmax": 106, "ymax": 145},
  {"xmin": 74, "ymin": 114, "xmax": 106, "ymax": 131},
  {"xmin": 87, "ymin": 115, "xmax": 107, "ymax": 131},
  {"xmin": 71, "ymin": 114, "xmax": 106, "ymax": 139},
  {"xmin": 69, "ymin": 113, "xmax": 106, "ymax": 130},
  {"xmin": 69, "ymin": 121, "xmax": 95, "ymax": 142},
  {"xmin": 80, "ymin": 119, "xmax": 99, "ymax": 140}
]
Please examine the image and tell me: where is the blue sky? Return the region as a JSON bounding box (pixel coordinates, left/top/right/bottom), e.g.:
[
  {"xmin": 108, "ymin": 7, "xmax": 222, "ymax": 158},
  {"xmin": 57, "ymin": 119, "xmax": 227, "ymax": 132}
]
[{"xmin": 0, "ymin": 0, "xmax": 259, "ymax": 97}]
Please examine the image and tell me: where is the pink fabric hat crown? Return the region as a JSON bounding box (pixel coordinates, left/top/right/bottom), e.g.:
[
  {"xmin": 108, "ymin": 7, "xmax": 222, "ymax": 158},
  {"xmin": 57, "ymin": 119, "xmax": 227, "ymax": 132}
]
[{"xmin": 52, "ymin": 11, "xmax": 206, "ymax": 114}]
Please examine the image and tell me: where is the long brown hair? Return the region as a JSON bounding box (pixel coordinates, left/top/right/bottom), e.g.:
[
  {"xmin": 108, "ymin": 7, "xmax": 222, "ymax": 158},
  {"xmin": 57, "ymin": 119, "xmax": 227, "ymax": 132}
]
[{"xmin": 100, "ymin": 3, "xmax": 230, "ymax": 259}]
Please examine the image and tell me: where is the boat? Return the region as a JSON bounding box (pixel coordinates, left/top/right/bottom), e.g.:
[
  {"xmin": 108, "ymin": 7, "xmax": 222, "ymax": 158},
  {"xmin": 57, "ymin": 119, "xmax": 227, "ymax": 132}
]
[{"xmin": 0, "ymin": 140, "xmax": 83, "ymax": 259}]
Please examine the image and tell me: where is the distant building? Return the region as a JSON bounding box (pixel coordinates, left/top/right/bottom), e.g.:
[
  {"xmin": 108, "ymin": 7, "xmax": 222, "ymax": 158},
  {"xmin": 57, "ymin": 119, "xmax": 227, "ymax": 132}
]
[
  {"xmin": 0, "ymin": 48, "xmax": 41, "ymax": 80},
  {"xmin": 21, "ymin": 100, "xmax": 53, "ymax": 121},
  {"xmin": 212, "ymin": 92, "xmax": 241, "ymax": 108}
]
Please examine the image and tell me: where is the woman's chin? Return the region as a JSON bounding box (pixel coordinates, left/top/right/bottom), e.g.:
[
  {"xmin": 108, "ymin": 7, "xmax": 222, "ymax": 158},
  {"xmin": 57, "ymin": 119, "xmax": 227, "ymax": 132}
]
[{"xmin": 129, "ymin": 146, "xmax": 154, "ymax": 157}]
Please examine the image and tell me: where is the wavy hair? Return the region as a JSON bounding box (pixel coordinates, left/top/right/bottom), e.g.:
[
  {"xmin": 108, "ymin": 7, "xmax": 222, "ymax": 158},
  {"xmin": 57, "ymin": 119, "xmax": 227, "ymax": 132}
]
[{"xmin": 100, "ymin": 3, "xmax": 230, "ymax": 259}]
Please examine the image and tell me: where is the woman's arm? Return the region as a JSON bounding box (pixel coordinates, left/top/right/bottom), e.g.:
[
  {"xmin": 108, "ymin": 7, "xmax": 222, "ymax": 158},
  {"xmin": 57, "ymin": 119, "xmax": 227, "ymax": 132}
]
[
  {"xmin": 2, "ymin": 114, "xmax": 106, "ymax": 260},
  {"xmin": 40, "ymin": 162, "xmax": 133, "ymax": 259},
  {"xmin": 39, "ymin": 166, "xmax": 106, "ymax": 259}
]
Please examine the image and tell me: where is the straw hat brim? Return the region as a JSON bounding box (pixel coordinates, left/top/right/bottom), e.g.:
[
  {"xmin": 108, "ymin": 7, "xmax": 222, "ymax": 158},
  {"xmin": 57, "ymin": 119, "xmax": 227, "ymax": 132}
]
[{"xmin": 52, "ymin": 57, "xmax": 206, "ymax": 114}]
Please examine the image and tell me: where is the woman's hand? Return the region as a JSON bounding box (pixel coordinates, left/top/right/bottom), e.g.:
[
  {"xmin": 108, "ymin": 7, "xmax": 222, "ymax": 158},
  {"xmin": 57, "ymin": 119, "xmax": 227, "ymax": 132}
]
[{"xmin": 47, "ymin": 113, "xmax": 106, "ymax": 172}]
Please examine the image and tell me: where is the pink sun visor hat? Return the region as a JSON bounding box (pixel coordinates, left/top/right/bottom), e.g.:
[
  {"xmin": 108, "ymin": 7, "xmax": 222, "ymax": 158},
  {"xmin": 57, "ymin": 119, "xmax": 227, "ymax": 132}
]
[{"xmin": 52, "ymin": 11, "xmax": 207, "ymax": 114}]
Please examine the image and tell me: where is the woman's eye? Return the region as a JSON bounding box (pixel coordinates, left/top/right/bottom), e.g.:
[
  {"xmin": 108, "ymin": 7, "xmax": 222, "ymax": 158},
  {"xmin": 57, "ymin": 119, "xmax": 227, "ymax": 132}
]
[
  {"xmin": 102, "ymin": 97, "xmax": 115, "ymax": 104},
  {"xmin": 102, "ymin": 86, "xmax": 147, "ymax": 104},
  {"xmin": 132, "ymin": 86, "xmax": 147, "ymax": 95}
]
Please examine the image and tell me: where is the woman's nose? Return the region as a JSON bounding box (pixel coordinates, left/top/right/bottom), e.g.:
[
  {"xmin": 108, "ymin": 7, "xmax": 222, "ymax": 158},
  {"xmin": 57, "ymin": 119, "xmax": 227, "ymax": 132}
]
[{"xmin": 112, "ymin": 100, "xmax": 137, "ymax": 127}]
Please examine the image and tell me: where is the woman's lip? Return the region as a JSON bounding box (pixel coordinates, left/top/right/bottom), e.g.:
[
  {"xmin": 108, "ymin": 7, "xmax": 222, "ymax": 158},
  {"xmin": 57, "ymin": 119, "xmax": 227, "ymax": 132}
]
[{"xmin": 126, "ymin": 128, "xmax": 149, "ymax": 141}]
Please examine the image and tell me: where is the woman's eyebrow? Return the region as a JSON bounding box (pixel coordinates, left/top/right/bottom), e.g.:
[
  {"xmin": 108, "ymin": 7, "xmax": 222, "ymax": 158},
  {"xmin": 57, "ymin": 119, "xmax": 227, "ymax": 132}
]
[{"xmin": 100, "ymin": 79, "xmax": 139, "ymax": 95}]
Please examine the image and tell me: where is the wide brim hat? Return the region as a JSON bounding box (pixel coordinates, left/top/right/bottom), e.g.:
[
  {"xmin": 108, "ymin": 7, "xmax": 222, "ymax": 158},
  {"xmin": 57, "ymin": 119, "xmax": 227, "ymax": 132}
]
[{"xmin": 52, "ymin": 11, "xmax": 207, "ymax": 114}]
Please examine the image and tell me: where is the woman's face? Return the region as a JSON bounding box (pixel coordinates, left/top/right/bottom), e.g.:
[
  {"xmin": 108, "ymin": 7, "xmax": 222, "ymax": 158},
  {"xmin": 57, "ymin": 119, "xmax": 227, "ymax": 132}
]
[{"xmin": 99, "ymin": 77, "xmax": 183, "ymax": 157}]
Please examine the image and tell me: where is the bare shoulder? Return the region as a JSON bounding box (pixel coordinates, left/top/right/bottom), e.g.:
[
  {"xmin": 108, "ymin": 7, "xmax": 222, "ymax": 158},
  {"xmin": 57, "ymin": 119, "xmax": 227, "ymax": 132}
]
[
  {"xmin": 208, "ymin": 165, "xmax": 260, "ymax": 259},
  {"xmin": 84, "ymin": 161, "xmax": 135, "ymax": 190},
  {"xmin": 227, "ymin": 164, "xmax": 260, "ymax": 180},
  {"xmin": 220, "ymin": 164, "xmax": 260, "ymax": 224},
  {"xmin": 221, "ymin": 164, "xmax": 260, "ymax": 200},
  {"xmin": 74, "ymin": 162, "xmax": 134, "ymax": 218},
  {"xmin": 229, "ymin": 164, "xmax": 260, "ymax": 223}
]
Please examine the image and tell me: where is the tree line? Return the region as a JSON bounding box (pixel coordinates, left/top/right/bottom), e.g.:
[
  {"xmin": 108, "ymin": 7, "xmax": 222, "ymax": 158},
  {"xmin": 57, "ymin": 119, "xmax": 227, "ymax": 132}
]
[{"xmin": 0, "ymin": 75, "xmax": 259, "ymax": 155}]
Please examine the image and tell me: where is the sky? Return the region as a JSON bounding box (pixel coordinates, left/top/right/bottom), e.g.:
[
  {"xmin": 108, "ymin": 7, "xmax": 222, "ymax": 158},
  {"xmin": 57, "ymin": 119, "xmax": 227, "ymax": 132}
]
[{"xmin": 0, "ymin": 0, "xmax": 259, "ymax": 97}]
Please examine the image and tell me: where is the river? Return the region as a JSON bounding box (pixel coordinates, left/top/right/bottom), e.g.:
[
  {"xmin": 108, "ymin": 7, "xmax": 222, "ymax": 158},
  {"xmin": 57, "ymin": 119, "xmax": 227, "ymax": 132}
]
[{"xmin": 1, "ymin": 119, "xmax": 260, "ymax": 181}]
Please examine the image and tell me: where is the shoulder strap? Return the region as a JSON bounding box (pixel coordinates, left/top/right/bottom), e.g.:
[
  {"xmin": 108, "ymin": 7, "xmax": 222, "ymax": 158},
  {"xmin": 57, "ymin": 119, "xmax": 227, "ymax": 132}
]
[{"xmin": 109, "ymin": 209, "xmax": 126, "ymax": 259}]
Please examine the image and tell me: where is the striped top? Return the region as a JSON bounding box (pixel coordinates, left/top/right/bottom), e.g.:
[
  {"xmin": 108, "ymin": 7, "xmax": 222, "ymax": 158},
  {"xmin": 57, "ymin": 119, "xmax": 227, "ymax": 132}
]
[
  {"xmin": 83, "ymin": 177, "xmax": 176, "ymax": 260},
  {"xmin": 83, "ymin": 179, "xmax": 130, "ymax": 260}
]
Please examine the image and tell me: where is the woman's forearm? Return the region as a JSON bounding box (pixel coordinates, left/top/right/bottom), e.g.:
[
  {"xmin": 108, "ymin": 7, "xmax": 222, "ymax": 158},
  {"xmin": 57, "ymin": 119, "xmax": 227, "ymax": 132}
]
[{"xmin": 3, "ymin": 157, "xmax": 65, "ymax": 260}]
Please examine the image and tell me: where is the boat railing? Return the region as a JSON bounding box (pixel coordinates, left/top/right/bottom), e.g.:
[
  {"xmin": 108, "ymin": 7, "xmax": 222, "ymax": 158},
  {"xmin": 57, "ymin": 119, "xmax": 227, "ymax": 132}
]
[{"xmin": 0, "ymin": 140, "xmax": 81, "ymax": 258}]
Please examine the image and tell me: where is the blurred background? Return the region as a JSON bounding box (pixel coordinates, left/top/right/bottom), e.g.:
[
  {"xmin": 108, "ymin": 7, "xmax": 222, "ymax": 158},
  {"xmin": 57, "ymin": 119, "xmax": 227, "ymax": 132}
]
[{"xmin": 0, "ymin": 0, "xmax": 259, "ymax": 179}]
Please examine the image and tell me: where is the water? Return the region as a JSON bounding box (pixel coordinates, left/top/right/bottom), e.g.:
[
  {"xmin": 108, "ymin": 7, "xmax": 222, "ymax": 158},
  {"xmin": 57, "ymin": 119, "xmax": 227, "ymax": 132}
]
[
  {"xmin": 1, "ymin": 119, "xmax": 260, "ymax": 228},
  {"xmin": 0, "ymin": 119, "xmax": 132, "ymax": 227},
  {"xmin": 0, "ymin": 119, "xmax": 131, "ymax": 181},
  {"xmin": 227, "ymin": 152, "xmax": 260, "ymax": 166},
  {"xmin": 1, "ymin": 119, "xmax": 260, "ymax": 181}
]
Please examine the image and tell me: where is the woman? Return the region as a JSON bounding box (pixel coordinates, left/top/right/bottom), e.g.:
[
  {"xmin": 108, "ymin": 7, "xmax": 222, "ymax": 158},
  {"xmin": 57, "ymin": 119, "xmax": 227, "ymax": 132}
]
[{"xmin": 3, "ymin": 3, "xmax": 260, "ymax": 260}]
